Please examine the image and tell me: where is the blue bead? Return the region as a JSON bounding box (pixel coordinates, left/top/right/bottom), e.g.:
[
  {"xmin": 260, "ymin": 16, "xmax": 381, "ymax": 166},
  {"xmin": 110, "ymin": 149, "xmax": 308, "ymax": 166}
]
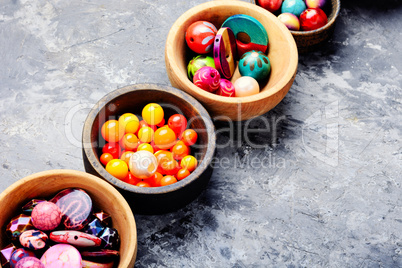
[
  {"xmin": 83, "ymin": 218, "xmax": 105, "ymax": 237},
  {"xmin": 281, "ymin": 0, "xmax": 307, "ymax": 17}
]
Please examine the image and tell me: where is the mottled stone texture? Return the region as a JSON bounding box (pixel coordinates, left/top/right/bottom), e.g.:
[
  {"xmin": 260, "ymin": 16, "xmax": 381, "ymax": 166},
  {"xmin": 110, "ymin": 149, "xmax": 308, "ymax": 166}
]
[{"xmin": 1, "ymin": 0, "xmax": 401, "ymax": 267}]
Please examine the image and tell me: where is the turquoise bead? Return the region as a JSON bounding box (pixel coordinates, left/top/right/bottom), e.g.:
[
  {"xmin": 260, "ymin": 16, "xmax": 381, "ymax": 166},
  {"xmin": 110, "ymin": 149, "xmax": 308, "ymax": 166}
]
[{"xmin": 239, "ymin": 51, "xmax": 271, "ymax": 82}]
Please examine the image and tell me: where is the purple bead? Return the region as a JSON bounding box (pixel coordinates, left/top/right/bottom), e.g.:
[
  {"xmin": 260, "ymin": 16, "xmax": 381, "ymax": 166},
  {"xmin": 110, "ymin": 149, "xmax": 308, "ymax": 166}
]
[
  {"xmin": 21, "ymin": 199, "xmax": 46, "ymax": 215},
  {"xmin": 10, "ymin": 248, "xmax": 36, "ymax": 268},
  {"xmin": 83, "ymin": 218, "xmax": 105, "ymax": 237},
  {"xmin": 99, "ymin": 227, "xmax": 120, "ymax": 250},
  {"xmin": 6, "ymin": 214, "xmax": 34, "ymax": 241},
  {"xmin": 305, "ymin": 0, "xmax": 327, "ymax": 9},
  {"xmin": 1, "ymin": 243, "xmax": 17, "ymax": 268},
  {"xmin": 94, "ymin": 211, "xmax": 112, "ymax": 226},
  {"xmin": 15, "ymin": 257, "xmax": 44, "ymax": 268}
]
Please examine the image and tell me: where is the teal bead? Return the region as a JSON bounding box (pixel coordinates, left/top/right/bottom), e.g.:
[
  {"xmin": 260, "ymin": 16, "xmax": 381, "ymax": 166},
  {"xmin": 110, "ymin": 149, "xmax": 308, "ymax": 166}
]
[
  {"xmin": 187, "ymin": 55, "xmax": 215, "ymax": 80},
  {"xmin": 239, "ymin": 51, "xmax": 271, "ymax": 82},
  {"xmin": 281, "ymin": 0, "xmax": 307, "ymax": 17}
]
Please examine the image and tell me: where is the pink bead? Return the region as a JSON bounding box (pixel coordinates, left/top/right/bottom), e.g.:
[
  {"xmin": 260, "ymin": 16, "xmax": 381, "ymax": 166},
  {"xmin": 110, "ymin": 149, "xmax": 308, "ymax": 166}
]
[
  {"xmin": 31, "ymin": 201, "xmax": 61, "ymax": 231},
  {"xmin": 217, "ymin": 79, "xmax": 235, "ymax": 97},
  {"xmin": 193, "ymin": 66, "xmax": 221, "ymax": 92},
  {"xmin": 185, "ymin": 21, "xmax": 217, "ymax": 54},
  {"xmin": 40, "ymin": 244, "xmax": 82, "ymax": 268},
  {"xmin": 278, "ymin": 13, "xmax": 300, "ymax": 31},
  {"xmin": 15, "ymin": 257, "xmax": 44, "ymax": 268}
]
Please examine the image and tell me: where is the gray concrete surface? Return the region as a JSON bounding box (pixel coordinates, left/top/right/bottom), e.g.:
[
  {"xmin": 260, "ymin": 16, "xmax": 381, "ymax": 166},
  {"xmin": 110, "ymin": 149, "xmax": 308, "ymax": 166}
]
[{"xmin": 1, "ymin": 0, "xmax": 401, "ymax": 267}]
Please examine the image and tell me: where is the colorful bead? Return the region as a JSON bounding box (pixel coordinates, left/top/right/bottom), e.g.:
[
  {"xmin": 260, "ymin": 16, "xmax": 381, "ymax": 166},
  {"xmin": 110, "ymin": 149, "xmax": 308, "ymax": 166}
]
[
  {"xmin": 185, "ymin": 21, "xmax": 217, "ymax": 54},
  {"xmin": 221, "ymin": 14, "xmax": 269, "ymax": 58},
  {"xmin": 99, "ymin": 227, "xmax": 119, "ymax": 249},
  {"xmin": 83, "ymin": 218, "xmax": 105, "ymax": 237},
  {"xmin": 80, "ymin": 249, "xmax": 119, "ymax": 258},
  {"xmin": 31, "ymin": 201, "xmax": 61, "ymax": 231},
  {"xmin": 129, "ymin": 150, "xmax": 158, "ymax": 179},
  {"xmin": 15, "ymin": 257, "xmax": 44, "ymax": 268},
  {"xmin": 21, "ymin": 199, "xmax": 45, "ymax": 215},
  {"xmin": 50, "ymin": 230, "xmax": 102, "ymax": 247},
  {"xmin": 193, "ymin": 66, "xmax": 221, "ymax": 92},
  {"xmin": 278, "ymin": 13, "xmax": 300, "ymax": 31},
  {"xmin": 40, "ymin": 244, "xmax": 82, "ymax": 268},
  {"xmin": 50, "ymin": 188, "xmax": 93, "ymax": 231},
  {"xmin": 1, "ymin": 243, "xmax": 17, "ymax": 268},
  {"xmin": 239, "ymin": 51, "xmax": 271, "ymax": 82},
  {"xmin": 19, "ymin": 230, "xmax": 48, "ymax": 250},
  {"xmin": 9, "ymin": 248, "xmax": 36, "ymax": 268},
  {"xmin": 217, "ymin": 79, "xmax": 235, "ymax": 97},
  {"xmin": 281, "ymin": 0, "xmax": 307, "ymax": 17},
  {"xmin": 187, "ymin": 55, "xmax": 215, "ymax": 80},
  {"xmin": 6, "ymin": 214, "xmax": 34, "ymax": 241},
  {"xmin": 257, "ymin": 0, "xmax": 283, "ymax": 13},
  {"xmin": 234, "ymin": 76, "xmax": 260, "ymax": 97},
  {"xmin": 94, "ymin": 211, "xmax": 112, "ymax": 226},
  {"xmin": 305, "ymin": 0, "xmax": 327, "ymax": 9},
  {"xmin": 213, "ymin": 27, "xmax": 237, "ymax": 79},
  {"xmin": 300, "ymin": 8, "xmax": 328, "ymax": 31}
]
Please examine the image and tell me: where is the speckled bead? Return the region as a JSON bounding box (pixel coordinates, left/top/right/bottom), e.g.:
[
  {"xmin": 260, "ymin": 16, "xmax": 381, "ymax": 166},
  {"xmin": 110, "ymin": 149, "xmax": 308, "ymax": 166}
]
[
  {"xmin": 31, "ymin": 201, "xmax": 62, "ymax": 231},
  {"xmin": 15, "ymin": 257, "xmax": 44, "ymax": 268},
  {"xmin": 9, "ymin": 248, "xmax": 36, "ymax": 268},
  {"xmin": 40, "ymin": 244, "xmax": 82, "ymax": 268}
]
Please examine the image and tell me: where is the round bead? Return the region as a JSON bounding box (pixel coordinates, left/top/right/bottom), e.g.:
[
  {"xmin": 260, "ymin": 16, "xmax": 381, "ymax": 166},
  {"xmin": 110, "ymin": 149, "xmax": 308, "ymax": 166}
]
[
  {"xmin": 10, "ymin": 248, "xmax": 36, "ymax": 268},
  {"xmin": 105, "ymin": 159, "xmax": 129, "ymax": 180},
  {"xmin": 239, "ymin": 51, "xmax": 271, "ymax": 82},
  {"xmin": 187, "ymin": 55, "xmax": 215, "ymax": 80},
  {"xmin": 154, "ymin": 127, "xmax": 177, "ymax": 150},
  {"xmin": 185, "ymin": 21, "xmax": 217, "ymax": 54},
  {"xmin": 193, "ymin": 66, "xmax": 221, "ymax": 92},
  {"xmin": 31, "ymin": 201, "xmax": 61, "ymax": 231},
  {"xmin": 278, "ymin": 13, "xmax": 300, "ymax": 31},
  {"xmin": 216, "ymin": 79, "xmax": 235, "ymax": 97},
  {"xmin": 142, "ymin": 103, "xmax": 164, "ymax": 126},
  {"xmin": 16, "ymin": 257, "xmax": 44, "ymax": 268},
  {"xmin": 40, "ymin": 244, "xmax": 82, "ymax": 268},
  {"xmin": 257, "ymin": 0, "xmax": 283, "ymax": 13},
  {"xmin": 129, "ymin": 150, "xmax": 158, "ymax": 179},
  {"xmin": 300, "ymin": 8, "xmax": 328, "ymax": 31},
  {"xmin": 305, "ymin": 0, "xmax": 327, "ymax": 9},
  {"xmin": 281, "ymin": 0, "xmax": 307, "ymax": 17},
  {"xmin": 234, "ymin": 76, "xmax": 260, "ymax": 97}
]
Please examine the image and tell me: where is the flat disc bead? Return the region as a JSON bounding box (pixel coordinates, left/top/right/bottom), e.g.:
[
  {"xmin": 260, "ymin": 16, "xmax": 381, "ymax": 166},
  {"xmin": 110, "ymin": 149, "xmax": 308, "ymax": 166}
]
[
  {"xmin": 234, "ymin": 76, "xmax": 260, "ymax": 97},
  {"xmin": 31, "ymin": 201, "xmax": 61, "ymax": 231}
]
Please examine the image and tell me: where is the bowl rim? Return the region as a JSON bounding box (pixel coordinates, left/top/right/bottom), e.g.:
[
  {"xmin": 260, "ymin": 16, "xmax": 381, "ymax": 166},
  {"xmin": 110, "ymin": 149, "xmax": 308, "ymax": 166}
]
[
  {"xmin": 82, "ymin": 83, "xmax": 216, "ymax": 195},
  {"xmin": 165, "ymin": 0, "xmax": 298, "ymax": 106},
  {"xmin": 289, "ymin": 0, "xmax": 341, "ymax": 36},
  {"xmin": 0, "ymin": 169, "xmax": 137, "ymax": 268}
]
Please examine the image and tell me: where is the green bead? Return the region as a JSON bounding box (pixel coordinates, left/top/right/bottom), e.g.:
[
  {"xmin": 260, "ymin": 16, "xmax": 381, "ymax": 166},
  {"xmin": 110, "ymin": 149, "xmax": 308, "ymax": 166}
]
[{"xmin": 187, "ymin": 55, "xmax": 215, "ymax": 80}]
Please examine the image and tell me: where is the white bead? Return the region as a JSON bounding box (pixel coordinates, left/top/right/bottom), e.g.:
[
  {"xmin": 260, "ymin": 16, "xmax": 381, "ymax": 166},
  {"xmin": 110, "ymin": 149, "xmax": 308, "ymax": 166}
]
[
  {"xmin": 129, "ymin": 151, "xmax": 158, "ymax": 179},
  {"xmin": 234, "ymin": 76, "xmax": 260, "ymax": 97}
]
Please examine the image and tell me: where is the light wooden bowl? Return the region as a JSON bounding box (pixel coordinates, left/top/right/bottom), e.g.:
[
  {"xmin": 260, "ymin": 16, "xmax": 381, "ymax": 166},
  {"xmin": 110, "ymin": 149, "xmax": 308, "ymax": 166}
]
[
  {"xmin": 165, "ymin": 1, "xmax": 298, "ymax": 121},
  {"xmin": 252, "ymin": 0, "xmax": 341, "ymax": 53},
  {"xmin": 82, "ymin": 83, "xmax": 216, "ymax": 215},
  {"xmin": 0, "ymin": 169, "xmax": 137, "ymax": 267}
]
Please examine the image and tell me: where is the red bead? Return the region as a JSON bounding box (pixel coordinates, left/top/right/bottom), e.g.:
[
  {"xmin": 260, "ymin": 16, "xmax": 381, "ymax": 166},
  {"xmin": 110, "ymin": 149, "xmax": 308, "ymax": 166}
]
[
  {"xmin": 168, "ymin": 114, "xmax": 187, "ymax": 137},
  {"xmin": 6, "ymin": 214, "xmax": 34, "ymax": 241},
  {"xmin": 300, "ymin": 8, "xmax": 328, "ymax": 31},
  {"xmin": 185, "ymin": 21, "xmax": 217, "ymax": 54}
]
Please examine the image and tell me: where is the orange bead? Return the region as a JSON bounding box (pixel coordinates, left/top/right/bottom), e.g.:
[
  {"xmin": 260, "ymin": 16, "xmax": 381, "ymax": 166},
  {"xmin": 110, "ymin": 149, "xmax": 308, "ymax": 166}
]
[
  {"xmin": 176, "ymin": 168, "xmax": 191, "ymax": 181},
  {"xmin": 172, "ymin": 140, "xmax": 190, "ymax": 160},
  {"xmin": 120, "ymin": 133, "xmax": 139, "ymax": 151},
  {"xmin": 136, "ymin": 181, "xmax": 151, "ymax": 187},
  {"xmin": 180, "ymin": 155, "xmax": 197, "ymax": 172},
  {"xmin": 106, "ymin": 159, "xmax": 128, "ymax": 180},
  {"xmin": 148, "ymin": 172, "xmax": 163, "ymax": 187},
  {"xmin": 100, "ymin": 153, "xmax": 114, "ymax": 166},
  {"xmin": 120, "ymin": 150, "xmax": 134, "ymax": 166},
  {"xmin": 159, "ymin": 159, "xmax": 181, "ymax": 176},
  {"xmin": 101, "ymin": 120, "xmax": 123, "ymax": 143},
  {"xmin": 181, "ymin": 129, "xmax": 198, "ymax": 146},
  {"xmin": 160, "ymin": 175, "xmax": 178, "ymax": 186},
  {"xmin": 124, "ymin": 173, "xmax": 142, "ymax": 185},
  {"xmin": 154, "ymin": 126, "xmax": 177, "ymax": 150}
]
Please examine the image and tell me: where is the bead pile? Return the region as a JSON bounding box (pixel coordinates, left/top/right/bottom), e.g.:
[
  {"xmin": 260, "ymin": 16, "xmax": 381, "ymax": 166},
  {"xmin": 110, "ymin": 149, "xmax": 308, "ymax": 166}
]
[
  {"xmin": 99, "ymin": 103, "xmax": 199, "ymax": 187},
  {"xmin": 1, "ymin": 188, "xmax": 120, "ymax": 268},
  {"xmin": 185, "ymin": 14, "xmax": 272, "ymax": 98},
  {"xmin": 256, "ymin": 0, "xmax": 329, "ymax": 31}
]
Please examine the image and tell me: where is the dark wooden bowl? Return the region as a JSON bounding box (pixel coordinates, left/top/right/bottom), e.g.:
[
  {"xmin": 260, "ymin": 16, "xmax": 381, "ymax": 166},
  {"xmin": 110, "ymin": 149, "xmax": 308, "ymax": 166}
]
[
  {"xmin": 252, "ymin": 0, "xmax": 341, "ymax": 53},
  {"xmin": 0, "ymin": 169, "xmax": 137, "ymax": 267},
  {"xmin": 165, "ymin": 1, "xmax": 298, "ymax": 121},
  {"xmin": 82, "ymin": 84, "xmax": 216, "ymax": 214}
]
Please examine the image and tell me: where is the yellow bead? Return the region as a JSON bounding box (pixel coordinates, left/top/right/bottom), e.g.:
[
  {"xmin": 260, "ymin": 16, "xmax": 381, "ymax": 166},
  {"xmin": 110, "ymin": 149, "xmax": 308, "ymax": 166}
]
[
  {"xmin": 138, "ymin": 126, "xmax": 154, "ymax": 143},
  {"xmin": 105, "ymin": 159, "xmax": 128, "ymax": 180},
  {"xmin": 142, "ymin": 103, "xmax": 164, "ymax": 126},
  {"xmin": 180, "ymin": 155, "xmax": 198, "ymax": 172}
]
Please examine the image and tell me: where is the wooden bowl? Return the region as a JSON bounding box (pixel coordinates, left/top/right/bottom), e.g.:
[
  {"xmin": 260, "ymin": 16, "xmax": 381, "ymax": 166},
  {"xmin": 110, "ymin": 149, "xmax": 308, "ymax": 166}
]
[
  {"xmin": 252, "ymin": 0, "xmax": 341, "ymax": 53},
  {"xmin": 0, "ymin": 169, "xmax": 137, "ymax": 267},
  {"xmin": 82, "ymin": 83, "xmax": 216, "ymax": 215},
  {"xmin": 165, "ymin": 1, "xmax": 298, "ymax": 121}
]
